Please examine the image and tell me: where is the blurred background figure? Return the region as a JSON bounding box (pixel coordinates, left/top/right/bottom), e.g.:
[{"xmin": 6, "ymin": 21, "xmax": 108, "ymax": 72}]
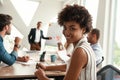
[
  {"xmin": 28, "ymin": 21, "xmax": 52, "ymax": 51},
  {"xmin": 64, "ymin": 42, "xmax": 74, "ymax": 57},
  {"xmin": 0, "ymin": 14, "xmax": 29, "ymax": 66},
  {"xmin": 87, "ymin": 28, "xmax": 103, "ymax": 67}
]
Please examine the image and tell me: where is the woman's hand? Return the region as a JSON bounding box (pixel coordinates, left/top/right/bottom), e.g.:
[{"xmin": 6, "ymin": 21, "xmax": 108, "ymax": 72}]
[
  {"xmin": 35, "ymin": 68, "xmax": 45, "ymax": 78},
  {"xmin": 36, "ymin": 63, "xmax": 46, "ymax": 70},
  {"xmin": 35, "ymin": 68, "xmax": 49, "ymax": 80}
]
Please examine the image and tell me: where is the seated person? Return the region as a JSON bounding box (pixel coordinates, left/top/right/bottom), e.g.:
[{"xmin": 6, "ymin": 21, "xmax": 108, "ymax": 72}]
[
  {"xmin": 0, "ymin": 14, "xmax": 29, "ymax": 66},
  {"xmin": 57, "ymin": 42, "xmax": 64, "ymax": 51},
  {"xmin": 64, "ymin": 42, "xmax": 74, "ymax": 57},
  {"xmin": 87, "ymin": 28, "xmax": 103, "ymax": 66}
]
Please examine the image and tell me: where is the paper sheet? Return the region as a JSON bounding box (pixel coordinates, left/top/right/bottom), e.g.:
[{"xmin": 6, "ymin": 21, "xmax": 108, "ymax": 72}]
[
  {"xmin": 57, "ymin": 50, "xmax": 70, "ymax": 62},
  {"xmin": 16, "ymin": 59, "xmax": 37, "ymax": 65}
]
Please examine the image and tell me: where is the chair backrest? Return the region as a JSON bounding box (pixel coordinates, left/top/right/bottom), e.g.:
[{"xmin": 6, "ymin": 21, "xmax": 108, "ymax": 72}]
[
  {"xmin": 97, "ymin": 56, "xmax": 104, "ymax": 67},
  {"xmin": 97, "ymin": 64, "xmax": 120, "ymax": 80}
]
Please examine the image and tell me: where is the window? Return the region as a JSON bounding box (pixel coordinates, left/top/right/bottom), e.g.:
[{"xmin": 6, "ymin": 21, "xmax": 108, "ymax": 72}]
[
  {"xmin": 113, "ymin": 0, "xmax": 120, "ymax": 67},
  {"xmin": 85, "ymin": 0, "xmax": 99, "ymax": 28},
  {"xmin": 11, "ymin": 0, "xmax": 39, "ymax": 26}
]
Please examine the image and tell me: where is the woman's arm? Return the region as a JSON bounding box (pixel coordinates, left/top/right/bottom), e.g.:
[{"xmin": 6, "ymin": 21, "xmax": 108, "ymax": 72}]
[
  {"xmin": 64, "ymin": 48, "xmax": 88, "ymax": 80},
  {"xmin": 36, "ymin": 63, "xmax": 66, "ymax": 71},
  {"xmin": 46, "ymin": 64, "xmax": 66, "ymax": 71}
]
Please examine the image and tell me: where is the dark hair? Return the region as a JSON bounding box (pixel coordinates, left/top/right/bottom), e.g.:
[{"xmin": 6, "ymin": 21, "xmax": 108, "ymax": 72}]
[
  {"xmin": 58, "ymin": 4, "xmax": 92, "ymax": 34},
  {"xmin": 0, "ymin": 14, "xmax": 12, "ymax": 31},
  {"xmin": 37, "ymin": 21, "xmax": 42, "ymax": 24},
  {"xmin": 91, "ymin": 28, "xmax": 100, "ymax": 40}
]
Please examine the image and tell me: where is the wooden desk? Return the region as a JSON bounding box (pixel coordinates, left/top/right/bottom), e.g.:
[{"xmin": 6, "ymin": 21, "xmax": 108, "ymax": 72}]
[{"xmin": 0, "ymin": 51, "xmax": 66, "ymax": 80}]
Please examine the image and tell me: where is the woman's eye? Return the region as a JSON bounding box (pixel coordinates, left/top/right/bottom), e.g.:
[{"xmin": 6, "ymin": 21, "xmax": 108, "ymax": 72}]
[{"xmin": 70, "ymin": 28, "xmax": 75, "ymax": 31}]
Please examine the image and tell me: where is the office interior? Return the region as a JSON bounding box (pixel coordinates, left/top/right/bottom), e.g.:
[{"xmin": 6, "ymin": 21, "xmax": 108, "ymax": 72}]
[{"xmin": 0, "ymin": 0, "xmax": 120, "ymax": 69}]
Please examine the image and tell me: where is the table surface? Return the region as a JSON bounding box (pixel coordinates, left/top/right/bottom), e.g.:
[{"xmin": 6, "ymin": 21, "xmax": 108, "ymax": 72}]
[{"xmin": 0, "ymin": 51, "xmax": 66, "ymax": 79}]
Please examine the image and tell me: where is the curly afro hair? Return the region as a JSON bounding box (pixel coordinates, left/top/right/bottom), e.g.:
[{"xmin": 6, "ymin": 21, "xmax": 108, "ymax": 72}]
[{"xmin": 58, "ymin": 4, "xmax": 93, "ymax": 34}]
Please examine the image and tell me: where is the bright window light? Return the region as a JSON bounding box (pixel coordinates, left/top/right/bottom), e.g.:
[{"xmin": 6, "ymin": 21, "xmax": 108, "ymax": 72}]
[
  {"xmin": 85, "ymin": 0, "xmax": 99, "ymax": 28},
  {"xmin": 10, "ymin": 0, "xmax": 39, "ymax": 26},
  {"xmin": 115, "ymin": 0, "xmax": 120, "ymax": 47}
]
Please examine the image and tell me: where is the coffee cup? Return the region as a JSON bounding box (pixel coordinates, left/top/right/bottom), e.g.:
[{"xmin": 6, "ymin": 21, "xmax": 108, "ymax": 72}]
[{"xmin": 51, "ymin": 55, "xmax": 56, "ymax": 62}]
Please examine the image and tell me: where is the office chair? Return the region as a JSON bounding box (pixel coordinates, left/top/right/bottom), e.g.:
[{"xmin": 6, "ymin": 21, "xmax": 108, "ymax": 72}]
[{"xmin": 97, "ymin": 64, "xmax": 120, "ymax": 80}]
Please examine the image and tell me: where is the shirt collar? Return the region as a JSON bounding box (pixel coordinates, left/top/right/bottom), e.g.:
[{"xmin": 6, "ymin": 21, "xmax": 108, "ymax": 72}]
[{"xmin": 0, "ymin": 35, "xmax": 3, "ymax": 42}]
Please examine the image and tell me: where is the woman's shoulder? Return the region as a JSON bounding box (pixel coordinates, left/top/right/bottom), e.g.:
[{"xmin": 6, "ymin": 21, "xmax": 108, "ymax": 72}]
[
  {"xmin": 72, "ymin": 47, "xmax": 88, "ymax": 67},
  {"xmin": 73, "ymin": 47, "xmax": 87, "ymax": 58}
]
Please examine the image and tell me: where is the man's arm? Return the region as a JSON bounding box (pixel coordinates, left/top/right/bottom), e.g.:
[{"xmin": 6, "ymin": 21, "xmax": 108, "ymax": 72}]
[
  {"xmin": 17, "ymin": 56, "xmax": 29, "ymax": 62},
  {"xmin": 0, "ymin": 45, "xmax": 18, "ymax": 66},
  {"xmin": 28, "ymin": 29, "xmax": 33, "ymax": 43},
  {"xmin": 41, "ymin": 30, "xmax": 52, "ymax": 40}
]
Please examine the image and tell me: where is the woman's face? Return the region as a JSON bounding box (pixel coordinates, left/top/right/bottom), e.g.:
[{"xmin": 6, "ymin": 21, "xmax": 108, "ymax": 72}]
[{"xmin": 63, "ymin": 21, "xmax": 85, "ymax": 45}]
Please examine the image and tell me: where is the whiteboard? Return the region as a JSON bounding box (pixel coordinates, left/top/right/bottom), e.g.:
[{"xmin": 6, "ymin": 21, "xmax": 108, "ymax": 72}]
[{"xmin": 45, "ymin": 23, "xmax": 63, "ymax": 46}]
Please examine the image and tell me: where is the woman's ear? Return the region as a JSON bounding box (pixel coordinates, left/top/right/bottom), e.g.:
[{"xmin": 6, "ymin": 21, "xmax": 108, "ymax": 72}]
[
  {"xmin": 4, "ymin": 25, "xmax": 9, "ymax": 30},
  {"xmin": 82, "ymin": 28, "xmax": 86, "ymax": 34}
]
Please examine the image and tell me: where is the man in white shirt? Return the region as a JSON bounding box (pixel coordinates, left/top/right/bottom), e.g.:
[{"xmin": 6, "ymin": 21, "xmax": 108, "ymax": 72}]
[{"xmin": 28, "ymin": 21, "xmax": 52, "ymax": 50}]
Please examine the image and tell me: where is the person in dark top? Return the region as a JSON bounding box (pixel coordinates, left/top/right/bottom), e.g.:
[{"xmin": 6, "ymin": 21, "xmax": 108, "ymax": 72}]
[{"xmin": 28, "ymin": 21, "xmax": 52, "ymax": 50}]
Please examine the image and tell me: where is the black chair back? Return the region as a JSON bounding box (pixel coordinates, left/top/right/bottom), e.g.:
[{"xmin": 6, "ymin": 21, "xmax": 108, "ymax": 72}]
[{"xmin": 97, "ymin": 65, "xmax": 120, "ymax": 80}]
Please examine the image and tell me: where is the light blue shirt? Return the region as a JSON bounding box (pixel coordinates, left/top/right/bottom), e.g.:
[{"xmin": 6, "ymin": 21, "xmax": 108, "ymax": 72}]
[
  {"xmin": 0, "ymin": 36, "xmax": 18, "ymax": 66},
  {"xmin": 91, "ymin": 42, "xmax": 103, "ymax": 65}
]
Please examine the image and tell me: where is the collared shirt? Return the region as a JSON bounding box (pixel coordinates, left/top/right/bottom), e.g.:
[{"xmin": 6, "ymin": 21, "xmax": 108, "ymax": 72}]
[
  {"xmin": 91, "ymin": 42, "xmax": 103, "ymax": 65},
  {"xmin": 34, "ymin": 28, "xmax": 41, "ymax": 43},
  {"xmin": 0, "ymin": 36, "xmax": 18, "ymax": 66}
]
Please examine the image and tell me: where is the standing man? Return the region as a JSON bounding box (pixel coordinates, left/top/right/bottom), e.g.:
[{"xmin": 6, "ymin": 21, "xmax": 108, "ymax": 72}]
[
  {"xmin": 0, "ymin": 14, "xmax": 29, "ymax": 66},
  {"xmin": 28, "ymin": 21, "xmax": 52, "ymax": 50},
  {"xmin": 87, "ymin": 28, "xmax": 103, "ymax": 66}
]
